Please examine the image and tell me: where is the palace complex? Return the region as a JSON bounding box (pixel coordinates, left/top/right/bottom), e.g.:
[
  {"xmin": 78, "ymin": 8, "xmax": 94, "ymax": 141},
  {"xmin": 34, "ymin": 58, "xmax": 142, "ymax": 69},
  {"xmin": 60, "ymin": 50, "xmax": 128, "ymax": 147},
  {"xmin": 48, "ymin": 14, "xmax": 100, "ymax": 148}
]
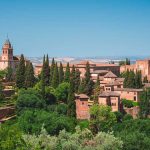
[{"xmin": 34, "ymin": 57, "xmax": 150, "ymax": 119}]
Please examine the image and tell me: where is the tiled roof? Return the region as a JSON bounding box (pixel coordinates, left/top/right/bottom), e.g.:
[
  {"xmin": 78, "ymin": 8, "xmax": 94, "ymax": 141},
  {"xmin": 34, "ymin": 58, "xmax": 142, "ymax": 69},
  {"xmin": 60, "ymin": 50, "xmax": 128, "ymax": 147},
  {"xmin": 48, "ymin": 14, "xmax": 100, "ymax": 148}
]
[
  {"xmin": 75, "ymin": 94, "xmax": 89, "ymax": 99},
  {"xmin": 115, "ymin": 88, "xmax": 143, "ymax": 92},
  {"xmin": 99, "ymin": 91, "xmax": 120, "ymax": 97},
  {"xmin": 104, "ymin": 71, "xmax": 117, "ymax": 78}
]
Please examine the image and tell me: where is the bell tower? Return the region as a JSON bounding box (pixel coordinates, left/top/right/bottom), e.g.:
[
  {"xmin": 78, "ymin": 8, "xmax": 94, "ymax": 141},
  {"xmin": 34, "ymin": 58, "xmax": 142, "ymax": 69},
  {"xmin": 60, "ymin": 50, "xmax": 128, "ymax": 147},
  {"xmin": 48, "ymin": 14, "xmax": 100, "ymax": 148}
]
[{"xmin": 1, "ymin": 39, "xmax": 13, "ymax": 61}]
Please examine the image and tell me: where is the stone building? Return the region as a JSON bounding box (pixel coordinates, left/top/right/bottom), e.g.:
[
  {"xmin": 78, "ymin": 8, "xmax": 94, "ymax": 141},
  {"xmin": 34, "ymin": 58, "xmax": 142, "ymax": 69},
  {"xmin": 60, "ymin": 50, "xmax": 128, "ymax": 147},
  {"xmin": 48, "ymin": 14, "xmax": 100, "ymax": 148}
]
[
  {"xmin": 35, "ymin": 60, "xmax": 120, "ymax": 79},
  {"xmin": 0, "ymin": 39, "xmax": 19, "ymax": 70},
  {"xmin": 120, "ymin": 59, "xmax": 150, "ymax": 81},
  {"xmin": 0, "ymin": 39, "xmax": 29, "ymax": 71}
]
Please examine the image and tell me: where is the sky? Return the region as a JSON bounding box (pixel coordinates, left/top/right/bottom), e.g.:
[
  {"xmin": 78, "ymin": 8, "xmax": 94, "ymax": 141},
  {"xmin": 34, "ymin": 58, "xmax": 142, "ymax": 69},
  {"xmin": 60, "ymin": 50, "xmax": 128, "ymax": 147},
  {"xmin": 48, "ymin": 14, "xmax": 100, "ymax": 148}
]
[{"xmin": 0, "ymin": 0, "xmax": 150, "ymax": 57}]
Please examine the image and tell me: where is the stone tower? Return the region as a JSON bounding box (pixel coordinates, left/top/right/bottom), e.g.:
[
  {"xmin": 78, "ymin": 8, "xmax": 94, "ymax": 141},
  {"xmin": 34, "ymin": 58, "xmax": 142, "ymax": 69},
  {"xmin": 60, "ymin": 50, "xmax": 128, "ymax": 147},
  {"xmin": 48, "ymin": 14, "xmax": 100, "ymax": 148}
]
[{"xmin": 1, "ymin": 39, "xmax": 13, "ymax": 61}]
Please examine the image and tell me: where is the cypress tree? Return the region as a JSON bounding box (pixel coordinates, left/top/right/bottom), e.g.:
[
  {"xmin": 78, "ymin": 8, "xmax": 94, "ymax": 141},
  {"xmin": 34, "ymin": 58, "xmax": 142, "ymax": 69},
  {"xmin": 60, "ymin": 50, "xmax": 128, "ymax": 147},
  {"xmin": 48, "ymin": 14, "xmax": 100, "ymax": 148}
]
[
  {"xmin": 143, "ymin": 76, "xmax": 148, "ymax": 83},
  {"xmin": 16, "ymin": 54, "xmax": 25, "ymax": 88},
  {"xmin": 50, "ymin": 58, "xmax": 55, "ymax": 84},
  {"xmin": 127, "ymin": 70, "xmax": 135, "ymax": 88},
  {"xmin": 93, "ymin": 75, "xmax": 100, "ymax": 103},
  {"xmin": 74, "ymin": 69, "xmax": 81, "ymax": 93},
  {"xmin": 135, "ymin": 70, "xmax": 142, "ymax": 89},
  {"xmin": 85, "ymin": 61, "xmax": 90, "ymax": 84},
  {"xmin": 70, "ymin": 65, "xmax": 76, "ymax": 87},
  {"xmin": 67, "ymin": 79, "xmax": 76, "ymax": 117},
  {"xmin": 51, "ymin": 62, "xmax": 59, "ymax": 88},
  {"xmin": 84, "ymin": 61, "xmax": 94, "ymax": 95},
  {"xmin": 41, "ymin": 55, "xmax": 46, "ymax": 96},
  {"xmin": 0, "ymin": 81, "xmax": 4, "ymax": 101},
  {"xmin": 78, "ymin": 79, "xmax": 86, "ymax": 94},
  {"xmin": 45, "ymin": 54, "xmax": 50, "ymax": 85},
  {"xmin": 123, "ymin": 69, "xmax": 129, "ymax": 88},
  {"xmin": 25, "ymin": 62, "xmax": 35, "ymax": 88},
  {"xmin": 59, "ymin": 62, "xmax": 64, "ymax": 84},
  {"xmin": 64, "ymin": 62, "xmax": 70, "ymax": 82},
  {"xmin": 6, "ymin": 66, "xmax": 14, "ymax": 82}
]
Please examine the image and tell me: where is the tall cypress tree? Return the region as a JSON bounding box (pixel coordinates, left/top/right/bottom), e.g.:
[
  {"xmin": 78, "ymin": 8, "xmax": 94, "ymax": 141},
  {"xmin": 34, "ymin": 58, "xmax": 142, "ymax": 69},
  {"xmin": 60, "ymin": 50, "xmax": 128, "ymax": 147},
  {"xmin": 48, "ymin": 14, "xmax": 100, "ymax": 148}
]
[
  {"xmin": 16, "ymin": 54, "xmax": 25, "ymax": 88},
  {"xmin": 84, "ymin": 61, "xmax": 94, "ymax": 95},
  {"xmin": 59, "ymin": 62, "xmax": 64, "ymax": 84},
  {"xmin": 44, "ymin": 54, "xmax": 50, "ymax": 86},
  {"xmin": 74, "ymin": 69, "xmax": 81, "ymax": 93},
  {"xmin": 135, "ymin": 70, "xmax": 142, "ymax": 89},
  {"xmin": 127, "ymin": 70, "xmax": 135, "ymax": 88},
  {"xmin": 41, "ymin": 55, "xmax": 46, "ymax": 96},
  {"xmin": 51, "ymin": 62, "xmax": 59, "ymax": 88},
  {"xmin": 93, "ymin": 75, "xmax": 100, "ymax": 103},
  {"xmin": 64, "ymin": 62, "xmax": 70, "ymax": 82},
  {"xmin": 0, "ymin": 81, "xmax": 4, "ymax": 101},
  {"xmin": 25, "ymin": 62, "xmax": 35, "ymax": 88},
  {"xmin": 85, "ymin": 61, "xmax": 90, "ymax": 84},
  {"xmin": 143, "ymin": 76, "xmax": 148, "ymax": 83},
  {"xmin": 50, "ymin": 58, "xmax": 55, "ymax": 84},
  {"xmin": 67, "ymin": 79, "xmax": 76, "ymax": 117},
  {"xmin": 123, "ymin": 69, "xmax": 129, "ymax": 88}
]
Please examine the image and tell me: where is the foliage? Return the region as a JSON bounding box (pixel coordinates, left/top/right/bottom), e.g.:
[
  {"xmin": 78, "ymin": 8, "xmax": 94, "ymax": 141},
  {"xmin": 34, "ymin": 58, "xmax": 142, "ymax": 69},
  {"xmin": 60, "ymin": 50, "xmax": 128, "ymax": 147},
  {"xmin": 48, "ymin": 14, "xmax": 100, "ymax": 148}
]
[
  {"xmin": 50, "ymin": 58, "xmax": 55, "ymax": 84},
  {"xmin": 139, "ymin": 88, "xmax": 150, "ymax": 118},
  {"xmin": 0, "ymin": 81, "xmax": 4, "ymax": 101},
  {"xmin": 23, "ymin": 126, "xmax": 123, "ymax": 150},
  {"xmin": 93, "ymin": 75, "xmax": 100, "ymax": 103},
  {"xmin": 143, "ymin": 76, "xmax": 148, "ymax": 83},
  {"xmin": 16, "ymin": 54, "xmax": 25, "ymax": 88},
  {"xmin": 90, "ymin": 104, "xmax": 117, "ymax": 133},
  {"xmin": 64, "ymin": 62, "xmax": 70, "ymax": 82},
  {"xmin": 5, "ymin": 67, "xmax": 14, "ymax": 82},
  {"xmin": 51, "ymin": 62, "xmax": 59, "ymax": 88},
  {"xmin": 16, "ymin": 88, "xmax": 45, "ymax": 113},
  {"xmin": 122, "ymin": 114, "xmax": 133, "ymax": 121},
  {"xmin": 55, "ymin": 82, "xmax": 70, "ymax": 103},
  {"xmin": 0, "ymin": 69, "xmax": 6, "ymax": 80},
  {"xmin": 77, "ymin": 120, "xmax": 89, "ymax": 130},
  {"xmin": 18, "ymin": 109, "xmax": 76, "ymax": 135},
  {"xmin": 119, "ymin": 58, "xmax": 130, "ymax": 66},
  {"xmin": 0, "ymin": 124, "xmax": 26, "ymax": 150},
  {"xmin": 25, "ymin": 62, "xmax": 35, "ymax": 88},
  {"xmin": 59, "ymin": 62, "xmax": 64, "ymax": 84},
  {"xmin": 113, "ymin": 119, "xmax": 150, "ymax": 150},
  {"xmin": 122, "ymin": 99, "xmax": 134, "ymax": 108},
  {"xmin": 74, "ymin": 69, "xmax": 81, "ymax": 93}
]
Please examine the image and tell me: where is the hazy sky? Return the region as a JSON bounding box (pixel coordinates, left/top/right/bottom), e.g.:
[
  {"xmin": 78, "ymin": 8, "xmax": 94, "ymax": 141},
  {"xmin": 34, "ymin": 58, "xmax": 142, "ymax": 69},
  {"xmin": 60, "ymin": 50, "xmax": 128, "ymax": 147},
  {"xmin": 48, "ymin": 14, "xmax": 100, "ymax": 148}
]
[{"xmin": 0, "ymin": 0, "xmax": 150, "ymax": 57}]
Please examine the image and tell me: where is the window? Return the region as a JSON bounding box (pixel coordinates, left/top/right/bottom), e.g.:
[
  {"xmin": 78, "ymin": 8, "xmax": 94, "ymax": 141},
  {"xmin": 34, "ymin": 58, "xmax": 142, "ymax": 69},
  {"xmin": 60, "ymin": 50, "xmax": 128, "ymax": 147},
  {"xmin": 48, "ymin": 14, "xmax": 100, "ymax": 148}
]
[
  {"xmin": 111, "ymin": 103, "xmax": 116, "ymax": 106},
  {"xmin": 82, "ymin": 102, "xmax": 84, "ymax": 105},
  {"xmin": 134, "ymin": 96, "xmax": 136, "ymax": 101}
]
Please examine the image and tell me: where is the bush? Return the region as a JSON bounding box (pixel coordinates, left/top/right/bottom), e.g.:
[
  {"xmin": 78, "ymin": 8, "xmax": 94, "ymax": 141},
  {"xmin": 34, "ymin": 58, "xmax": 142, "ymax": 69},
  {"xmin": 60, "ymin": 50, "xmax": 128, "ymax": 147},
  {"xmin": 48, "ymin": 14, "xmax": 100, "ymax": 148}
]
[
  {"xmin": 122, "ymin": 99, "xmax": 134, "ymax": 108},
  {"xmin": 18, "ymin": 109, "xmax": 76, "ymax": 135}
]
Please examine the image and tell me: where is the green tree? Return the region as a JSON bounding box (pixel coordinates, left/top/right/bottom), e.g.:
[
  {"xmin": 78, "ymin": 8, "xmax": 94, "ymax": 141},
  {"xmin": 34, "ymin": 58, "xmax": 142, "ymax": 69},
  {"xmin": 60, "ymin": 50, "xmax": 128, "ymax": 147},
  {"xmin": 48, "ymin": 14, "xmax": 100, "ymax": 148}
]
[
  {"xmin": 139, "ymin": 88, "xmax": 150, "ymax": 118},
  {"xmin": 16, "ymin": 54, "xmax": 25, "ymax": 88},
  {"xmin": 93, "ymin": 75, "xmax": 100, "ymax": 103},
  {"xmin": 59, "ymin": 62, "xmax": 64, "ymax": 84},
  {"xmin": 135, "ymin": 70, "xmax": 143, "ymax": 89},
  {"xmin": 6, "ymin": 66, "xmax": 14, "ymax": 82},
  {"xmin": 50, "ymin": 58, "xmax": 55, "ymax": 84},
  {"xmin": 18, "ymin": 109, "xmax": 76, "ymax": 135},
  {"xmin": 55, "ymin": 82, "xmax": 70, "ymax": 103},
  {"xmin": 74, "ymin": 69, "xmax": 81, "ymax": 93},
  {"xmin": 64, "ymin": 62, "xmax": 70, "ymax": 82},
  {"xmin": 16, "ymin": 88, "xmax": 45, "ymax": 113},
  {"xmin": 25, "ymin": 62, "xmax": 35, "ymax": 88},
  {"xmin": 123, "ymin": 69, "xmax": 129, "ymax": 88},
  {"xmin": 0, "ymin": 81, "xmax": 4, "ymax": 101},
  {"xmin": 0, "ymin": 125, "xmax": 26, "ymax": 150},
  {"xmin": 143, "ymin": 76, "xmax": 148, "ymax": 83},
  {"xmin": 41, "ymin": 54, "xmax": 50, "ymax": 86},
  {"xmin": 126, "ymin": 70, "xmax": 135, "ymax": 88},
  {"xmin": 23, "ymin": 127, "xmax": 123, "ymax": 150},
  {"xmin": 67, "ymin": 79, "xmax": 76, "ymax": 117},
  {"xmin": 78, "ymin": 79, "xmax": 86, "ymax": 94},
  {"xmin": 51, "ymin": 62, "xmax": 59, "ymax": 88},
  {"xmin": 90, "ymin": 104, "xmax": 117, "ymax": 133}
]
